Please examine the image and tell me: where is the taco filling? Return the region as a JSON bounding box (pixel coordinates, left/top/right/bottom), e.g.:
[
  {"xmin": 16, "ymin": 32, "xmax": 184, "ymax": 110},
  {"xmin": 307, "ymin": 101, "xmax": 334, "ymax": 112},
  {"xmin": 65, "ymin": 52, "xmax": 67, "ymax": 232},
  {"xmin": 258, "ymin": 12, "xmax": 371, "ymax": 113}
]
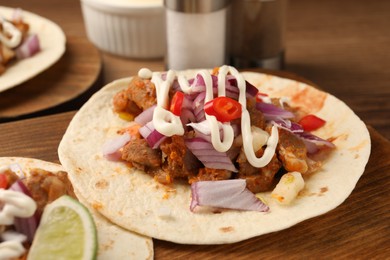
[{"xmin": 106, "ymin": 65, "xmax": 336, "ymax": 209}]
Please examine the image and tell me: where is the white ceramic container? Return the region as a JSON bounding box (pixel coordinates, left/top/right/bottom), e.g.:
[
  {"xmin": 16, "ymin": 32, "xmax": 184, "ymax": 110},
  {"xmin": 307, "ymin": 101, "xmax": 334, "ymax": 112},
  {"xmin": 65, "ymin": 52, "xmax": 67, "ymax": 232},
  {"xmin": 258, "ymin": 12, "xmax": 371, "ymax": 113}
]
[{"xmin": 80, "ymin": 0, "xmax": 165, "ymax": 58}]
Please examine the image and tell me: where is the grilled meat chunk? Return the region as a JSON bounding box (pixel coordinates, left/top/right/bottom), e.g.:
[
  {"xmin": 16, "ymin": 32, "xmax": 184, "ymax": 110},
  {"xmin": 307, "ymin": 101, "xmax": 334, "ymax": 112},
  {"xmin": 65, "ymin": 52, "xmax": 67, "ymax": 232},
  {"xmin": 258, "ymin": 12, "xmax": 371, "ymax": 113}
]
[
  {"xmin": 237, "ymin": 148, "xmax": 282, "ymax": 193},
  {"xmin": 122, "ymin": 138, "xmax": 162, "ymax": 170},
  {"xmin": 277, "ymin": 128, "xmax": 309, "ymax": 174}
]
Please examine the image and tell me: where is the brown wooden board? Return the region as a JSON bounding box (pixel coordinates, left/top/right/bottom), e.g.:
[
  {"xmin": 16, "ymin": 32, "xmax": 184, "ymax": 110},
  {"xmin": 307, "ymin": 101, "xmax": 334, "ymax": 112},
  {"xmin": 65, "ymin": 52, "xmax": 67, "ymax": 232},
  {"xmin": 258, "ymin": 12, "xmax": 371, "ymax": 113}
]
[{"xmin": 0, "ymin": 36, "xmax": 102, "ymax": 120}]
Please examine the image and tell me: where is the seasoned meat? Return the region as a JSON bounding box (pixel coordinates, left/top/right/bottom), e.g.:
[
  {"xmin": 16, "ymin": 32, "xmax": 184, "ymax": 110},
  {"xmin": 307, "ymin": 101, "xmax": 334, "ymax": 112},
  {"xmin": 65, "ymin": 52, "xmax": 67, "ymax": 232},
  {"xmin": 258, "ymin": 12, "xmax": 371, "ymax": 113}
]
[
  {"xmin": 247, "ymin": 100, "xmax": 265, "ymax": 129},
  {"xmin": 236, "ymin": 148, "xmax": 282, "ymax": 193},
  {"xmin": 2, "ymin": 168, "xmax": 19, "ymax": 188},
  {"xmin": 126, "ymin": 76, "xmax": 157, "ymax": 110},
  {"xmin": 23, "ymin": 169, "xmax": 76, "ymax": 216},
  {"xmin": 122, "ymin": 138, "xmax": 162, "ymax": 170},
  {"xmin": 112, "ymin": 90, "xmax": 142, "ymax": 115},
  {"xmin": 160, "ymin": 136, "xmax": 201, "ymax": 183},
  {"xmin": 189, "ymin": 168, "xmax": 232, "ymax": 184},
  {"xmin": 277, "ymin": 128, "xmax": 308, "ymax": 174}
]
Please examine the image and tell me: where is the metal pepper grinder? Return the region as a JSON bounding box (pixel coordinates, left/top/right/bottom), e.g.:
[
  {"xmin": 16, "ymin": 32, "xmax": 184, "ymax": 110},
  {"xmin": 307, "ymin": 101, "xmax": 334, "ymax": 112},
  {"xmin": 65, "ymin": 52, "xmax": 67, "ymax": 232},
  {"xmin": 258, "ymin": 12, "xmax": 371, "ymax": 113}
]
[
  {"xmin": 164, "ymin": 0, "xmax": 231, "ymax": 70},
  {"xmin": 228, "ymin": 0, "xmax": 288, "ymax": 70}
]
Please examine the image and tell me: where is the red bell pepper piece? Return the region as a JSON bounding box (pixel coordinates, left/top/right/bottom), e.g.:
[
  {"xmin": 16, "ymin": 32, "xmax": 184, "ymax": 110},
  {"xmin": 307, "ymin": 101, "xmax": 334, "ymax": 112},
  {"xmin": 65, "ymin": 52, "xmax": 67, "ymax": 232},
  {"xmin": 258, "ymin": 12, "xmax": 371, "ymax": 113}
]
[
  {"xmin": 299, "ymin": 114, "xmax": 326, "ymax": 131},
  {"xmin": 204, "ymin": 96, "xmax": 242, "ymax": 122},
  {"xmin": 170, "ymin": 91, "xmax": 185, "ymax": 116}
]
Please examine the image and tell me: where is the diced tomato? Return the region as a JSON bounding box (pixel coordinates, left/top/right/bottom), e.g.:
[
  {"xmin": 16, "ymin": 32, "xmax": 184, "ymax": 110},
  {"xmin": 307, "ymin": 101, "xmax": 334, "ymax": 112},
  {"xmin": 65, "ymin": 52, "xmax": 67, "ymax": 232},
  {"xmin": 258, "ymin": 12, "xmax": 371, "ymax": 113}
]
[
  {"xmin": 204, "ymin": 96, "xmax": 242, "ymax": 122},
  {"xmin": 299, "ymin": 114, "xmax": 326, "ymax": 131},
  {"xmin": 170, "ymin": 91, "xmax": 185, "ymax": 116},
  {"xmin": 0, "ymin": 174, "xmax": 7, "ymax": 189},
  {"xmin": 255, "ymin": 92, "xmax": 269, "ymax": 102}
]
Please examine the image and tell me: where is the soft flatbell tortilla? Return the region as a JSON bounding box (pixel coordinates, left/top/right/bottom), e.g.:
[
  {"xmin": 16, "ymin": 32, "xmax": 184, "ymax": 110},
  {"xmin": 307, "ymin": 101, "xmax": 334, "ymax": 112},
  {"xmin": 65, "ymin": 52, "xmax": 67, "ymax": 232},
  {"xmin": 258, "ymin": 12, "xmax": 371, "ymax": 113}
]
[
  {"xmin": 58, "ymin": 71, "xmax": 371, "ymax": 244},
  {"xmin": 0, "ymin": 157, "xmax": 153, "ymax": 259}
]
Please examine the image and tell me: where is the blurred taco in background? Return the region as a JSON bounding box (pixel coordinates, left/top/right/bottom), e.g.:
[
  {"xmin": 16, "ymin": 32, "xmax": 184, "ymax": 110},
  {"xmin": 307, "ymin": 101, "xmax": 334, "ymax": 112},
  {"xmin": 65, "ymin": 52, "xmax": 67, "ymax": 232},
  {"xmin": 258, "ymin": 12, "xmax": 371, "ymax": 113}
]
[{"xmin": 0, "ymin": 157, "xmax": 153, "ymax": 259}]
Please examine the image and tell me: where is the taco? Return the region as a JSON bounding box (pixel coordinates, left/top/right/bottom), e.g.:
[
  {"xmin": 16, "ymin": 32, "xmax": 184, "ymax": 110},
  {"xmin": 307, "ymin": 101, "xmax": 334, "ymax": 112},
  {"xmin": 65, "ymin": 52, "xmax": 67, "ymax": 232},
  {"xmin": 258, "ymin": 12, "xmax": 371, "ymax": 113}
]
[
  {"xmin": 58, "ymin": 66, "xmax": 370, "ymax": 244},
  {"xmin": 0, "ymin": 157, "xmax": 153, "ymax": 259}
]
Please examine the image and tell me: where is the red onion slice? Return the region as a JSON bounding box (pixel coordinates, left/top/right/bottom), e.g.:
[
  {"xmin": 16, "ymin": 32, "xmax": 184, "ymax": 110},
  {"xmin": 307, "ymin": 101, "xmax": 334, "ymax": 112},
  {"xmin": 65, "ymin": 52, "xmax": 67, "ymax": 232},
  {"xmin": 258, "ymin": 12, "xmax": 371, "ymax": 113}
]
[
  {"xmin": 185, "ymin": 138, "xmax": 237, "ymax": 172},
  {"xmin": 134, "ymin": 105, "xmax": 156, "ymax": 126},
  {"xmin": 15, "ymin": 34, "xmax": 40, "ymax": 59},
  {"xmin": 9, "ymin": 180, "xmax": 39, "ymax": 243},
  {"xmin": 297, "ymin": 131, "xmax": 336, "ymax": 153},
  {"xmin": 190, "ymin": 179, "xmax": 269, "ymax": 212},
  {"xmin": 102, "ymin": 132, "xmax": 131, "ymax": 160},
  {"xmin": 256, "ymin": 102, "xmax": 295, "ymax": 119},
  {"xmin": 139, "ymin": 121, "xmax": 167, "ymax": 149}
]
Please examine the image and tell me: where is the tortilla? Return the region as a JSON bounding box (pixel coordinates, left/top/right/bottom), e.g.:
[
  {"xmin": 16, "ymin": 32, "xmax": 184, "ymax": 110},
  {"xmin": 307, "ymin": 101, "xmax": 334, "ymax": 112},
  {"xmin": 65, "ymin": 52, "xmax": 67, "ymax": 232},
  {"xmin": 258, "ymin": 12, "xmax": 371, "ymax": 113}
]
[
  {"xmin": 0, "ymin": 157, "xmax": 153, "ymax": 259},
  {"xmin": 58, "ymin": 70, "xmax": 371, "ymax": 244}
]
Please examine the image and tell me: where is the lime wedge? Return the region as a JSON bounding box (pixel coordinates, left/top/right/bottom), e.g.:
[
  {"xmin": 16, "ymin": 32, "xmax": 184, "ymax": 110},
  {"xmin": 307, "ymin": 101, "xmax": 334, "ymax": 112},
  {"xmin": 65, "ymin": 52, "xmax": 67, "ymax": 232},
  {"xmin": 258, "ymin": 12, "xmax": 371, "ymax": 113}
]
[{"xmin": 28, "ymin": 195, "xmax": 97, "ymax": 260}]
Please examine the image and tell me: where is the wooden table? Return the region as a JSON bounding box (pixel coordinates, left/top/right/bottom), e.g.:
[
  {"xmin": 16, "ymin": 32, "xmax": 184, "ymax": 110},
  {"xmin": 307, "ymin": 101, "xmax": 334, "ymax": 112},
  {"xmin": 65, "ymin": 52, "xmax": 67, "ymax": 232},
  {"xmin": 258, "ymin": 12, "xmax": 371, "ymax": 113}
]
[{"xmin": 0, "ymin": 0, "xmax": 389, "ymax": 259}]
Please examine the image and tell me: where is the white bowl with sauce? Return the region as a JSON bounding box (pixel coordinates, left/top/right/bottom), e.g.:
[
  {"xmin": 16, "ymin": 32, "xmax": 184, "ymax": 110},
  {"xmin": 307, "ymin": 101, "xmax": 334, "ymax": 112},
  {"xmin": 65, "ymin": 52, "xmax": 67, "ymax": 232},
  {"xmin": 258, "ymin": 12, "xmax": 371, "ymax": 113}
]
[{"xmin": 80, "ymin": 0, "xmax": 165, "ymax": 59}]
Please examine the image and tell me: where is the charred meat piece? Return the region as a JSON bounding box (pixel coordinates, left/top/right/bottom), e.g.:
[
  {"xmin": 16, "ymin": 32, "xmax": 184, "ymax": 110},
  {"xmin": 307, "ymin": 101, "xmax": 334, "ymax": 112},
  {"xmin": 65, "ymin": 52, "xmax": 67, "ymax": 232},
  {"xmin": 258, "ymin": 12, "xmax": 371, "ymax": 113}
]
[
  {"xmin": 236, "ymin": 148, "xmax": 282, "ymax": 193},
  {"xmin": 247, "ymin": 99, "xmax": 266, "ymax": 129},
  {"xmin": 22, "ymin": 169, "xmax": 76, "ymax": 216},
  {"xmin": 277, "ymin": 128, "xmax": 309, "ymax": 174},
  {"xmin": 160, "ymin": 136, "xmax": 201, "ymax": 183},
  {"xmin": 126, "ymin": 76, "xmax": 157, "ymax": 110},
  {"xmin": 189, "ymin": 168, "xmax": 232, "ymax": 184},
  {"xmin": 121, "ymin": 138, "xmax": 162, "ymax": 170}
]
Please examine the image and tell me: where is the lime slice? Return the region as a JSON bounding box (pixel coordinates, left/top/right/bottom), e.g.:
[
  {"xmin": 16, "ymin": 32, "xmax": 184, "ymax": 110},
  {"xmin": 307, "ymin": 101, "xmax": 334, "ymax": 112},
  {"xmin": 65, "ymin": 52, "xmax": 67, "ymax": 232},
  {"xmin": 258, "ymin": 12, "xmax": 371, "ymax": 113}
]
[{"xmin": 28, "ymin": 195, "xmax": 97, "ymax": 260}]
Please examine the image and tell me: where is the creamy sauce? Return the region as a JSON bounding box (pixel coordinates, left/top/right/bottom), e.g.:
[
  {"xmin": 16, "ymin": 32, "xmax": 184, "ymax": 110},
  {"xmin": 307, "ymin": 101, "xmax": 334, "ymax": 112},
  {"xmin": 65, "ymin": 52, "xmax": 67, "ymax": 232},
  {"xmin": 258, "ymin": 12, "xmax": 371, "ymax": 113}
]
[
  {"xmin": 0, "ymin": 240, "xmax": 26, "ymax": 260},
  {"xmin": 0, "ymin": 189, "xmax": 37, "ymax": 225},
  {"xmin": 0, "ymin": 167, "xmax": 37, "ymax": 260},
  {"xmin": 0, "ymin": 19, "xmax": 22, "ymax": 48},
  {"xmin": 149, "ymin": 65, "xmax": 279, "ymax": 167}
]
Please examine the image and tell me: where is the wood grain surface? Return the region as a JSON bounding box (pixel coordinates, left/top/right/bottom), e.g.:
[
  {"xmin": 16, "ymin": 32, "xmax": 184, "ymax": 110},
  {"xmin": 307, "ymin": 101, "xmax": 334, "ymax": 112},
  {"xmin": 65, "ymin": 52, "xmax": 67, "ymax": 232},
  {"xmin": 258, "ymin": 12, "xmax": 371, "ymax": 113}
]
[
  {"xmin": 0, "ymin": 111, "xmax": 388, "ymax": 259},
  {"xmin": 0, "ymin": 36, "xmax": 102, "ymax": 120}
]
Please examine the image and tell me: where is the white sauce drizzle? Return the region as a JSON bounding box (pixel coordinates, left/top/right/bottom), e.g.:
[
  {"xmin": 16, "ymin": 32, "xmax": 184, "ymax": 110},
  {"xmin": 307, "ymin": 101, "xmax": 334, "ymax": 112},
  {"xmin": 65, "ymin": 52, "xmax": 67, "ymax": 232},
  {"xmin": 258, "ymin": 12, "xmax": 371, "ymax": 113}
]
[
  {"xmin": 152, "ymin": 70, "xmax": 184, "ymax": 136},
  {"xmin": 0, "ymin": 19, "xmax": 22, "ymax": 48},
  {"xmin": 147, "ymin": 65, "xmax": 279, "ymax": 167},
  {"xmin": 0, "ymin": 240, "xmax": 26, "ymax": 260},
  {"xmin": 0, "ymin": 189, "xmax": 37, "ymax": 225}
]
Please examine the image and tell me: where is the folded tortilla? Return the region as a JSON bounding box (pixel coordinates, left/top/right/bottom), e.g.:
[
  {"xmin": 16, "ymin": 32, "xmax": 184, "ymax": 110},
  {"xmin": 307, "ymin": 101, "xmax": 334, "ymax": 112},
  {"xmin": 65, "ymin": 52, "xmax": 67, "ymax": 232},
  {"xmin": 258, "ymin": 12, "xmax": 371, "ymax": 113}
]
[
  {"xmin": 58, "ymin": 71, "xmax": 371, "ymax": 244},
  {"xmin": 0, "ymin": 157, "xmax": 153, "ymax": 259}
]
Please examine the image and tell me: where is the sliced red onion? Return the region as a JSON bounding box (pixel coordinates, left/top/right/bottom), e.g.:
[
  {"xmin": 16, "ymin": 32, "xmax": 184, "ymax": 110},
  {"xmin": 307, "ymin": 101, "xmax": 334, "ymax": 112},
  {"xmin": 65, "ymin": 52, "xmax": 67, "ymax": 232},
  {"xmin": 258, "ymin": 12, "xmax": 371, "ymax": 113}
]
[
  {"xmin": 297, "ymin": 131, "xmax": 336, "ymax": 153},
  {"xmin": 134, "ymin": 105, "xmax": 156, "ymax": 126},
  {"xmin": 9, "ymin": 180, "xmax": 39, "ymax": 243},
  {"xmin": 185, "ymin": 138, "xmax": 237, "ymax": 172},
  {"xmin": 256, "ymin": 102, "xmax": 295, "ymax": 120},
  {"xmin": 139, "ymin": 121, "xmax": 167, "ymax": 149},
  {"xmin": 9, "ymin": 163, "xmax": 25, "ymax": 179},
  {"xmin": 15, "ymin": 34, "xmax": 40, "ymax": 59},
  {"xmin": 227, "ymin": 75, "xmax": 258, "ymax": 97},
  {"xmin": 272, "ymin": 119, "xmax": 304, "ymax": 133},
  {"xmin": 192, "ymin": 92, "xmax": 206, "ymax": 122},
  {"xmin": 190, "ymin": 179, "xmax": 269, "ymax": 212},
  {"xmin": 102, "ymin": 132, "xmax": 131, "ymax": 160},
  {"xmin": 180, "ymin": 108, "xmax": 196, "ymax": 125}
]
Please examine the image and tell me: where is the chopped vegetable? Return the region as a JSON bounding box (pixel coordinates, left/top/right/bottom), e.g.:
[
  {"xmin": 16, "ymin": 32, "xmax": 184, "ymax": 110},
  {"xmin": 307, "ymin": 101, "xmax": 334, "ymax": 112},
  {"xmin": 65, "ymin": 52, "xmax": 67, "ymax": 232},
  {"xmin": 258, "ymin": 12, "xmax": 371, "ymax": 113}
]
[
  {"xmin": 15, "ymin": 34, "xmax": 40, "ymax": 60},
  {"xmin": 190, "ymin": 179, "xmax": 269, "ymax": 212},
  {"xmin": 256, "ymin": 102, "xmax": 295, "ymax": 120},
  {"xmin": 204, "ymin": 97, "xmax": 242, "ymax": 122},
  {"xmin": 185, "ymin": 138, "xmax": 237, "ymax": 172},
  {"xmin": 271, "ymin": 171, "xmax": 305, "ymax": 205},
  {"xmin": 169, "ymin": 91, "xmax": 185, "ymax": 116},
  {"xmin": 102, "ymin": 132, "xmax": 131, "ymax": 160},
  {"xmin": 298, "ymin": 114, "xmax": 326, "ymax": 132}
]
